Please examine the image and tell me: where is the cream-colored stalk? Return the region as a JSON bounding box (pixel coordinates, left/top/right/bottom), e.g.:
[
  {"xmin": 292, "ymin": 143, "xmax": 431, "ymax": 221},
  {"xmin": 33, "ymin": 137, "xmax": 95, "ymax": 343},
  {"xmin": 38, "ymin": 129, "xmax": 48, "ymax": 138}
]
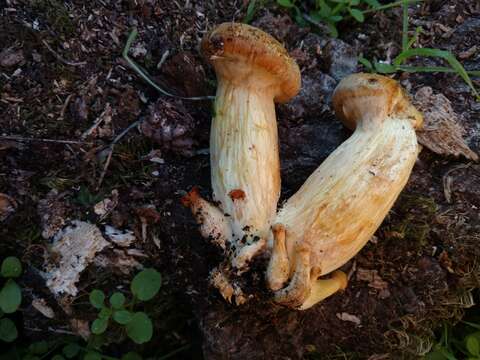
[
  {"xmin": 183, "ymin": 23, "xmax": 300, "ymax": 301},
  {"xmin": 210, "ymin": 77, "xmax": 280, "ymax": 268},
  {"xmin": 266, "ymin": 73, "xmax": 423, "ymax": 310}
]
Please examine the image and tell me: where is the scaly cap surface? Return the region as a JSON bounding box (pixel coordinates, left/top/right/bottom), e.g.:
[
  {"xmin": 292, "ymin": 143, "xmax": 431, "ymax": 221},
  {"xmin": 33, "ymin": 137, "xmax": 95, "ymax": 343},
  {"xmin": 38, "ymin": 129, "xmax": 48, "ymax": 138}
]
[{"xmin": 201, "ymin": 22, "xmax": 301, "ymax": 103}]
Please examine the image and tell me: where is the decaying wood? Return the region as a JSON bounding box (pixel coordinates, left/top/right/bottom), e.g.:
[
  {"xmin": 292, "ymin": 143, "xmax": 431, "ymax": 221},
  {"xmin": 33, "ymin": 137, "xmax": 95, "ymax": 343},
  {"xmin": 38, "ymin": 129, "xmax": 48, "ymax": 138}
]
[
  {"xmin": 46, "ymin": 221, "xmax": 109, "ymax": 296},
  {"xmin": 414, "ymin": 86, "xmax": 478, "ymax": 161}
]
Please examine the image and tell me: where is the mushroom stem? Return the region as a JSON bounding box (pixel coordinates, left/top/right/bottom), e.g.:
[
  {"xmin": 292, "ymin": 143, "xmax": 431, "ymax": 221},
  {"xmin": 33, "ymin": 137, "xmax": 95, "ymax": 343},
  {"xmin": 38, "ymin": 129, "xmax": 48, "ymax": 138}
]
[
  {"xmin": 267, "ymin": 73, "xmax": 423, "ymax": 309},
  {"xmin": 211, "ymin": 79, "xmax": 279, "ymax": 249},
  {"xmin": 184, "ymin": 23, "xmax": 300, "ymax": 299}
]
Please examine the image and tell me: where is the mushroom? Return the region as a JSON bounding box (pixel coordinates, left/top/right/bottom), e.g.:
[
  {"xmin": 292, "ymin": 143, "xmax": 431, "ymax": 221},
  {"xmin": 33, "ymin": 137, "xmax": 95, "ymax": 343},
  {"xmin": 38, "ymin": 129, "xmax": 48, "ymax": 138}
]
[
  {"xmin": 183, "ymin": 23, "xmax": 300, "ymax": 297},
  {"xmin": 266, "ymin": 73, "xmax": 423, "ymax": 309}
]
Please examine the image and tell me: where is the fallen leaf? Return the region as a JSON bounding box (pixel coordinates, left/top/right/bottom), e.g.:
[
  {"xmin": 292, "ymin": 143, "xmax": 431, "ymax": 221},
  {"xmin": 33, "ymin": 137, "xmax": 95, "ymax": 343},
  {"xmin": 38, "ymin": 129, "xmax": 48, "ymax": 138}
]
[
  {"xmin": 94, "ymin": 250, "xmax": 143, "ymax": 275},
  {"xmin": 0, "ymin": 193, "xmax": 16, "ymax": 221},
  {"xmin": 0, "ymin": 46, "xmax": 25, "ymax": 67},
  {"xmin": 93, "ymin": 189, "xmax": 119, "ymax": 217},
  {"xmin": 70, "ymin": 318, "xmax": 90, "ymax": 340},
  {"xmin": 135, "ymin": 205, "xmax": 161, "ymax": 224},
  {"xmin": 32, "ymin": 298, "xmax": 55, "ymax": 319},
  {"xmin": 356, "ymin": 268, "xmax": 390, "ymax": 298}
]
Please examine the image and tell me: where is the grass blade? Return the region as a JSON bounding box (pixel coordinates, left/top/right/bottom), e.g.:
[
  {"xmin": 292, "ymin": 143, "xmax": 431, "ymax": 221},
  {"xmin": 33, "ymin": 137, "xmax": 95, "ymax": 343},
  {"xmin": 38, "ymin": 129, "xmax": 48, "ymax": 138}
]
[
  {"xmin": 243, "ymin": 0, "xmax": 257, "ymax": 23},
  {"xmin": 397, "ymin": 65, "xmax": 480, "ymax": 76},
  {"xmin": 462, "ymin": 321, "xmax": 480, "ymax": 330},
  {"xmin": 362, "ymin": 0, "xmax": 422, "ymax": 15},
  {"xmin": 122, "ymin": 28, "xmax": 215, "ymax": 101},
  {"xmin": 402, "ymin": 0, "xmax": 409, "ymax": 52},
  {"xmin": 393, "ymin": 48, "xmax": 480, "ymax": 99}
]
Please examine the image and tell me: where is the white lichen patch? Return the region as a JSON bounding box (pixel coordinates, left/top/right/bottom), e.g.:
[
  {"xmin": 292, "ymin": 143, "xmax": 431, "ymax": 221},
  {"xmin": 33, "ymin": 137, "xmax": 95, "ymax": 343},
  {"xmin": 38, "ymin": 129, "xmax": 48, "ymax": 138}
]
[{"xmin": 46, "ymin": 220, "xmax": 109, "ymax": 296}]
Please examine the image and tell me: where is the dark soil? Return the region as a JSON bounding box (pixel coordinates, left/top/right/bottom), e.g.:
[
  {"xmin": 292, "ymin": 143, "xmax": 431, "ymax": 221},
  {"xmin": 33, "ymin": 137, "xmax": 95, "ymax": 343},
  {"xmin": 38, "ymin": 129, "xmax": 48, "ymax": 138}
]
[{"xmin": 1, "ymin": 0, "xmax": 479, "ymax": 359}]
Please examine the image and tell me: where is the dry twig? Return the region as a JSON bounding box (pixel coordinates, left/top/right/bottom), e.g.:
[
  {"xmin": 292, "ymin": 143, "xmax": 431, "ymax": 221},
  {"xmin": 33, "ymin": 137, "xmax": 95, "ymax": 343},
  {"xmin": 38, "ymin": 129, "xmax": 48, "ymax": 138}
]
[{"xmin": 42, "ymin": 39, "xmax": 87, "ymax": 67}]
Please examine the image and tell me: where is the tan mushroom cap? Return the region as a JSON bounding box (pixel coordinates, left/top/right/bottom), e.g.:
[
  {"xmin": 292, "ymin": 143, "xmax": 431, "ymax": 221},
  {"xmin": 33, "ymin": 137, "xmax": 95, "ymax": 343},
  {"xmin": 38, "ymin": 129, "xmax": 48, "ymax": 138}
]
[
  {"xmin": 201, "ymin": 22, "xmax": 301, "ymax": 103},
  {"xmin": 332, "ymin": 73, "xmax": 423, "ymax": 130}
]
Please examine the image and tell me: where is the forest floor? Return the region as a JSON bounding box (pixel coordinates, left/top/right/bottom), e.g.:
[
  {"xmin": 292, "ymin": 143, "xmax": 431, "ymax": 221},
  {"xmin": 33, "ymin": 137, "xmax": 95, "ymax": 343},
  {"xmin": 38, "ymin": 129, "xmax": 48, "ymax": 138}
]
[{"xmin": 1, "ymin": 0, "xmax": 480, "ymax": 359}]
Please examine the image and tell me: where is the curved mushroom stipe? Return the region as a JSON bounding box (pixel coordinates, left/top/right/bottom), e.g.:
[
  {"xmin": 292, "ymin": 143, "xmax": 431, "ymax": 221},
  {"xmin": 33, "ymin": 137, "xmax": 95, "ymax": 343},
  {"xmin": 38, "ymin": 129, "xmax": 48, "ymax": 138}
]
[
  {"xmin": 267, "ymin": 73, "xmax": 423, "ymax": 309},
  {"xmin": 298, "ymin": 271, "xmax": 348, "ymax": 310},
  {"xmin": 184, "ymin": 23, "xmax": 300, "ymax": 303}
]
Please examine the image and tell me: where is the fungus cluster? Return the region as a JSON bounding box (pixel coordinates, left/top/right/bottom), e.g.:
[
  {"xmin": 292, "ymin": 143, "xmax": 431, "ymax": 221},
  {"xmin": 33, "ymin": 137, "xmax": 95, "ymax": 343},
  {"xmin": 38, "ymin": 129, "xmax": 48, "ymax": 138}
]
[{"xmin": 184, "ymin": 23, "xmax": 423, "ymax": 309}]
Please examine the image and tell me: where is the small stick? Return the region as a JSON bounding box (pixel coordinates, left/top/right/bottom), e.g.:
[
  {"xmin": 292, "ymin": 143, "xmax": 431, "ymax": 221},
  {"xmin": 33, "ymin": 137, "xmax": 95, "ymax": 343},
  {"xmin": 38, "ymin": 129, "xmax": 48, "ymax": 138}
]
[
  {"xmin": 42, "ymin": 39, "xmax": 87, "ymax": 67},
  {"xmin": 96, "ymin": 144, "xmax": 114, "ymax": 191},
  {"xmin": 81, "ymin": 103, "xmax": 112, "ymax": 140},
  {"xmin": 122, "ymin": 28, "xmax": 215, "ymax": 101},
  {"xmin": 111, "ymin": 119, "xmax": 142, "ymax": 146},
  {"xmin": 0, "ymin": 135, "xmax": 94, "ymax": 145},
  {"xmin": 95, "ymin": 119, "xmax": 143, "ymax": 190},
  {"xmin": 157, "ymin": 49, "xmax": 170, "ymax": 69}
]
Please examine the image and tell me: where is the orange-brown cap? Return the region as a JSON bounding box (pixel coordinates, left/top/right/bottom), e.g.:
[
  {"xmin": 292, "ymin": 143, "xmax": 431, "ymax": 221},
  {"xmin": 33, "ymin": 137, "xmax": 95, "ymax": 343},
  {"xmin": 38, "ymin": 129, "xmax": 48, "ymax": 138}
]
[
  {"xmin": 201, "ymin": 22, "xmax": 301, "ymax": 103},
  {"xmin": 332, "ymin": 73, "xmax": 423, "ymax": 130}
]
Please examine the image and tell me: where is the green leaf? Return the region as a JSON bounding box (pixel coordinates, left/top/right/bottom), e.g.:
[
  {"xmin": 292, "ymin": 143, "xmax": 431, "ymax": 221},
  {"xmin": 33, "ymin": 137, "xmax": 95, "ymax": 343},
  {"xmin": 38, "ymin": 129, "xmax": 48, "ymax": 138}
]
[
  {"xmin": 350, "ymin": 0, "xmax": 360, "ymax": 6},
  {"xmin": 363, "ymin": 0, "xmax": 381, "ymax": 8},
  {"xmin": 113, "ymin": 310, "xmax": 133, "ymax": 325},
  {"xmin": 467, "ymin": 336, "xmax": 480, "ymax": 356},
  {"xmin": 425, "ymin": 350, "xmax": 449, "ymax": 360},
  {"xmin": 326, "ymin": 21, "xmax": 339, "ymax": 37},
  {"xmin": 89, "ymin": 290, "xmax": 105, "ymax": 309},
  {"xmin": 374, "ymin": 62, "xmax": 397, "ymax": 74},
  {"xmin": 437, "ymin": 346, "xmax": 459, "ymax": 360},
  {"xmin": 88, "ymin": 334, "xmax": 106, "ymax": 350},
  {"xmin": 110, "ymin": 292, "xmax": 125, "ymax": 309},
  {"xmin": 293, "ymin": 6, "xmax": 308, "ymax": 27},
  {"xmin": 121, "ymin": 352, "xmax": 143, "ymax": 360},
  {"xmin": 243, "ymin": 0, "xmax": 257, "ymax": 23},
  {"xmin": 91, "ymin": 317, "xmax": 109, "ymax": 335},
  {"xmin": 62, "ymin": 343, "xmax": 81, "ymax": 359},
  {"xmin": 84, "ymin": 352, "xmax": 102, "ymax": 360},
  {"xmin": 52, "ymin": 356, "xmax": 66, "ymax": 360},
  {"xmin": 0, "ymin": 318, "xmax": 17, "ymax": 342},
  {"xmin": 28, "ymin": 341, "xmax": 49, "ymax": 354},
  {"xmin": 1, "ymin": 257, "xmax": 22, "ymax": 278},
  {"xmin": 126, "ymin": 312, "xmax": 153, "ymax": 344},
  {"xmin": 348, "ymin": 8, "xmax": 364, "ymax": 22},
  {"xmin": 0, "ymin": 279, "xmax": 22, "ymax": 313},
  {"xmin": 75, "ymin": 186, "xmax": 103, "ymax": 207},
  {"xmin": 318, "ymin": 0, "xmax": 332, "ymax": 17},
  {"xmin": 326, "ymin": 14, "xmax": 343, "ymax": 22},
  {"xmin": 131, "ymin": 269, "xmax": 162, "ymax": 301},
  {"xmin": 98, "ymin": 307, "xmax": 112, "ymax": 319},
  {"xmin": 277, "ymin": 0, "xmax": 294, "ymax": 8},
  {"xmin": 358, "ymin": 56, "xmax": 373, "ymax": 71}
]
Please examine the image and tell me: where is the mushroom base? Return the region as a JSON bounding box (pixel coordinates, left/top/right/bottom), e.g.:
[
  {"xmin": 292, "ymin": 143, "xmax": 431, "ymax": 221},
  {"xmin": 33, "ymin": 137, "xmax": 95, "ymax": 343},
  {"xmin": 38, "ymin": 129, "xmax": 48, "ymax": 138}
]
[{"xmin": 268, "ymin": 115, "xmax": 421, "ymax": 309}]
